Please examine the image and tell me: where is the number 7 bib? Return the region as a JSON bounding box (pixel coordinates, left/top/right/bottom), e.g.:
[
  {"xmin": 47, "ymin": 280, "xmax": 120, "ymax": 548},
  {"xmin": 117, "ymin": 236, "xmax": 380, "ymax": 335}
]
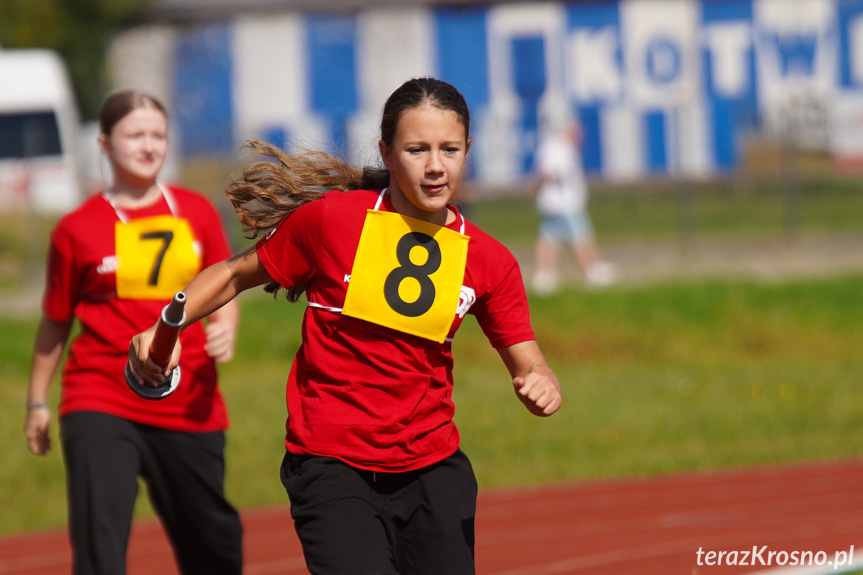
[
  {"xmin": 115, "ymin": 215, "xmax": 201, "ymax": 299},
  {"xmin": 342, "ymin": 210, "xmax": 469, "ymax": 343}
]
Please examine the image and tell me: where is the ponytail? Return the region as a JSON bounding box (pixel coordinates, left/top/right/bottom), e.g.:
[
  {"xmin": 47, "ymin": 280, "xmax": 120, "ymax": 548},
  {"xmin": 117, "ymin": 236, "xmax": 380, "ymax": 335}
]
[{"xmin": 226, "ymin": 140, "xmax": 389, "ymax": 301}]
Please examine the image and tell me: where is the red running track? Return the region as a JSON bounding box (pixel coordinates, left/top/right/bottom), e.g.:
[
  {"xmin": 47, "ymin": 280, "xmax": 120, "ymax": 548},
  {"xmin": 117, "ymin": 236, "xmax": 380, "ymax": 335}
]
[{"xmin": 1, "ymin": 458, "xmax": 861, "ymax": 575}]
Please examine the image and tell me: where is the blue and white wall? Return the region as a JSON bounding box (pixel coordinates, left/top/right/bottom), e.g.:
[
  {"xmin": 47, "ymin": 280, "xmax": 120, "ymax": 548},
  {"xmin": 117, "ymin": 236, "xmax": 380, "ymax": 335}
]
[{"xmin": 110, "ymin": 0, "xmax": 863, "ymax": 186}]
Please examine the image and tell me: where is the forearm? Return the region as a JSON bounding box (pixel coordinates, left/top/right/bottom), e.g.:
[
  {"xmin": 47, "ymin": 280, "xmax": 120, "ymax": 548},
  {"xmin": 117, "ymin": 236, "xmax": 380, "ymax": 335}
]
[
  {"xmin": 25, "ymin": 317, "xmax": 69, "ymax": 456},
  {"xmin": 28, "ymin": 317, "xmax": 73, "ymax": 404},
  {"xmin": 497, "ymin": 340, "xmax": 550, "ymax": 378},
  {"xmin": 181, "ymin": 247, "xmax": 269, "ymax": 330},
  {"xmin": 29, "ymin": 356, "xmax": 58, "ymax": 405}
]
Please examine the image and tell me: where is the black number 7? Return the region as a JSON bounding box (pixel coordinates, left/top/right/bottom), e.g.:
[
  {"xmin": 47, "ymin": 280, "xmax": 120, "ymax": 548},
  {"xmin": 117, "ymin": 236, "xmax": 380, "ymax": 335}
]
[{"xmin": 140, "ymin": 231, "xmax": 174, "ymax": 286}]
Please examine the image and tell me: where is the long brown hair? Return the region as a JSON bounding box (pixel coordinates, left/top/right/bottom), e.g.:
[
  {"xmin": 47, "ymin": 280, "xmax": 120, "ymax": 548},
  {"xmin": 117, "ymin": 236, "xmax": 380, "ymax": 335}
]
[
  {"xmin": 225, "ymin": 77, "xmax": 470, "ymax": 301},
  {"xmin": 226, "ymin": 141, "xmax": 387, "ymax": 240}
]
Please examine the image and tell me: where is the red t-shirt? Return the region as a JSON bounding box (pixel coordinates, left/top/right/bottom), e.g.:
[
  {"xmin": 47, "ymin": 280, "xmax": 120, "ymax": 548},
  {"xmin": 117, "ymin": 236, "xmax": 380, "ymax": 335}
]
[
  {"xmin": 257, "ymin": 189, "xmax": 535, "ymax": 472},
  {"xmin": 43, "ymin": 186, "xmax": 233, "ymax": 432}
]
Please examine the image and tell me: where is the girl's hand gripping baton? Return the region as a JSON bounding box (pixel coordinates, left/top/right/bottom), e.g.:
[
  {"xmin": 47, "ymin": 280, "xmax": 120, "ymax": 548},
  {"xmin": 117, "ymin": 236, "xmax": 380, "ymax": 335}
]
[{"xmin": 125, "ymin": 292, "xmax": 186, "ymax": 400}]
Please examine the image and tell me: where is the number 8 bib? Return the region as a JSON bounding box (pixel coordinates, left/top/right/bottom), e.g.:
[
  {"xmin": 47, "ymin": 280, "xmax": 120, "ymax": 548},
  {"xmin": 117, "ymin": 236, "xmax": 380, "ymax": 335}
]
[{"xmin": 342, "ymin": 210, "xmax": 469, "ymax": 343}]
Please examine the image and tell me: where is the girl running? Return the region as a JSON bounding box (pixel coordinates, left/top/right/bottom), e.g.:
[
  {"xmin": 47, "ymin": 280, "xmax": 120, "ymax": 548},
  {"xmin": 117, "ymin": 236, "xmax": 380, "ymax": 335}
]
[{"xmin": 129, "ymin": 77, "xmax": 561, "ymax": 575}]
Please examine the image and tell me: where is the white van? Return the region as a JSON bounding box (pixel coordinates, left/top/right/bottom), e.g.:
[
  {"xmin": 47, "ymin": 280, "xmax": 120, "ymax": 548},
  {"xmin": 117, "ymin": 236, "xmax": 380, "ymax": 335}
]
[{"xmin": 0, "ymin": 48, "xmax": 82, "ymax": 214}]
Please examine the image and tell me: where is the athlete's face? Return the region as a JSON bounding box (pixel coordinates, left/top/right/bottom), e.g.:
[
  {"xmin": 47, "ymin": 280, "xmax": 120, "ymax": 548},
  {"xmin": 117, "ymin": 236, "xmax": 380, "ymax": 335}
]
[
  {"xmin": 100, "ymin": 107, "xmax": 168, "ymax": 188},
  {"xmin": 379, "ymin": 104, "xmax": 470, "ymax": 225}
]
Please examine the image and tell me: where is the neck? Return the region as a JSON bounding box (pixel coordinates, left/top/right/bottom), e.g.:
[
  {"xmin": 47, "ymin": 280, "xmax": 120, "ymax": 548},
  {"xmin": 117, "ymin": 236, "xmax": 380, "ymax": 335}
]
[{"xmin": 105, "ymin": 182, "xmax": 162, "ymax": 209}]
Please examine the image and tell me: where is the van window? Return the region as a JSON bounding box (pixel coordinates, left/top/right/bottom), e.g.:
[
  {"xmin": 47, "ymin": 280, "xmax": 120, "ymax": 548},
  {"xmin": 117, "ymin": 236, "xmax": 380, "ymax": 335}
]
[{"xmin": 0, "ymin": 111, "xmax": 63, "ymax": 159}]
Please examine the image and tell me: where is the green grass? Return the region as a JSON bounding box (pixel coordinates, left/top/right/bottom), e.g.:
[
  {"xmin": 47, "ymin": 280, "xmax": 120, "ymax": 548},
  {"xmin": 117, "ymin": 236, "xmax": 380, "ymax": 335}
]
[
  {"xmin": 3, "ymin": 275, "xmax": 863, "ymax": 533},
  {"xmin": 451, "ymin": 276, "xmax": 863, "ymax": 487}
]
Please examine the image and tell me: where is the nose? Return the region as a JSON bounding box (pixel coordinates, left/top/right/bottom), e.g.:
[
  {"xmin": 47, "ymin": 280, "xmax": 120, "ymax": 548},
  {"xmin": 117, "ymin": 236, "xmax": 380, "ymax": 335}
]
[{"xmin": 426, "ymin": 150, "xmax": 444, "ymax": 174}]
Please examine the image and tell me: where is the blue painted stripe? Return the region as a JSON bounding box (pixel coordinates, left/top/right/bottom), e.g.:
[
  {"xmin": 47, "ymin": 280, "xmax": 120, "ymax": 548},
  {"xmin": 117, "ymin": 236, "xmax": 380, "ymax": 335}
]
[
  {"xmin": 173, "ymin": 23, "xmax": 235, "ymax": 156},
  {"xmin": 511, "ymin": 36, "xmax": 546, "ymax": 174},
  {"xmin": 566, "ymin": 1, "xmax": 620, "ymax": 29},
  {"xmin": 566, "ymin": 2, "xmax": 621, "ymax": 177},
  {"xmin": 838, "ymin": 1, "xmax": 863, "ymax": 88},
  {"xmin": 702, "ymin": 0, "xmax": 751, "ymax": 21},
  {"xmin": 306, "ymin": 14, "xmax": 358, "ymax": 155},
  {"xmin": 512, "ymin": 36, "xmax": 546, "ymax": 100},
  {"xmin": 644, "ymin": 111, "xmax": 667, "ymax": 173},
  {"xmin": 710, "ymin": 100, "xmax": 736, "ymax": 170},
  {"xmin": 701, "ymin": 0, "xmax": 755, "ymax": 172},
  {"xmin": 435, "ymin": 6, "xmax": 490, "ymax": 110},
  {"xmin": 578, "ymin": 105, "xmax": 602, "ymax": 175}
]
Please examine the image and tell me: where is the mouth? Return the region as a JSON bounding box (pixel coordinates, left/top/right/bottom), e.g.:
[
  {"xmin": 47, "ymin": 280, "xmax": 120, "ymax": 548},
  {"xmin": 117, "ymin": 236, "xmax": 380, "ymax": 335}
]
[{"xmin": 422, "ymin": 183, "xmax": 447, "ymax": 194}]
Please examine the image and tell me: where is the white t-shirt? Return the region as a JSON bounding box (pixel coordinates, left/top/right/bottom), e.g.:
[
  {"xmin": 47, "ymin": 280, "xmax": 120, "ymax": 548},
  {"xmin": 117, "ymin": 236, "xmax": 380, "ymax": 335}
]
[{"xmin": 535, "ymin": 132, "xmax": 588, "ymax": 216}]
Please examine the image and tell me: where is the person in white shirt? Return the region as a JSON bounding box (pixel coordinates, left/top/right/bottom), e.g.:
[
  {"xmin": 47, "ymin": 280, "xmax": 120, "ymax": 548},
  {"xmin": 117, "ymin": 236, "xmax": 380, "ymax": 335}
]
[{"xmin": 531, "ymin": 116, "xmax": 615, "ymax": 293}]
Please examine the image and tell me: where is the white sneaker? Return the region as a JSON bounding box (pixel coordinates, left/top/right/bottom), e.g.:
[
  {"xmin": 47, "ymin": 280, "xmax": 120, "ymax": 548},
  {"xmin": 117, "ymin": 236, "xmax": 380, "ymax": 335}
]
[
  {"xmin": 531, "ymin": 270, "xmax": 558, "ymax": 295},
  {"xmin": 585, "ymin": 262, "xmax": 617, "ymax": 288}
]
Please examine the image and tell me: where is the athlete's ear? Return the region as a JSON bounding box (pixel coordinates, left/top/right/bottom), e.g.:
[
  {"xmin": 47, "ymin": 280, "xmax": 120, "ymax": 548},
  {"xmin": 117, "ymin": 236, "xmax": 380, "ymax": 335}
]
[
  {"xmin": 378, "ymin": 140, "xmax": 392, "ymax": 171},
  {"xmin": 98, "ymin": 133, "xmax": 110, "ymax": 157}
]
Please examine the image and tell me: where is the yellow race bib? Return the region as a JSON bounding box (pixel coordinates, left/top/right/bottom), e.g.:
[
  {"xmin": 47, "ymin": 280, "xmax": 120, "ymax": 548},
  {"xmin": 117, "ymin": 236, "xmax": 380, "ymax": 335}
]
[
  {"xmin": 342, "ymin": 210, "xmax": 469, "ymax": 343},
  {"xmin": 115, "ymin": 215, "xmax": 201, "ymax": 299}
]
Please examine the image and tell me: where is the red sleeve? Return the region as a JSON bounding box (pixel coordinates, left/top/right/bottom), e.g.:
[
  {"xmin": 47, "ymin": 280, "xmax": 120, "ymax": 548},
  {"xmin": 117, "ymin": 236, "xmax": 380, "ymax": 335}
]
[
  {"xmin": 42, "ymin": 221, "xmax": 79, "ymax": 322},
  {"xmin": 474, "ymin": 254, "xmax": 535, "ymax": 349},
  {"xmin": 255, "ymin": 198, "xmax": 323, "ymax": 289}
]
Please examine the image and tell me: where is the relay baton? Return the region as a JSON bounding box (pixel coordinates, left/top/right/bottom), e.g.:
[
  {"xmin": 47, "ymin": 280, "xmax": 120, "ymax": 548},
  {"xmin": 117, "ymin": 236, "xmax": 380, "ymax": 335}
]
[{"xmin": 125, "ymin": 291, "xmax": 186, "ymax": 400}]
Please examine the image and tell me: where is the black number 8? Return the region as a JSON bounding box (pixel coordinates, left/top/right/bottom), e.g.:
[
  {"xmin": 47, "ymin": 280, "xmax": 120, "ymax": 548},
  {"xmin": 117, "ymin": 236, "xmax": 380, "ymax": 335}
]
[{"xmin": 384, "ymin": 232, "xmax": 441, "ymax": 317}]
